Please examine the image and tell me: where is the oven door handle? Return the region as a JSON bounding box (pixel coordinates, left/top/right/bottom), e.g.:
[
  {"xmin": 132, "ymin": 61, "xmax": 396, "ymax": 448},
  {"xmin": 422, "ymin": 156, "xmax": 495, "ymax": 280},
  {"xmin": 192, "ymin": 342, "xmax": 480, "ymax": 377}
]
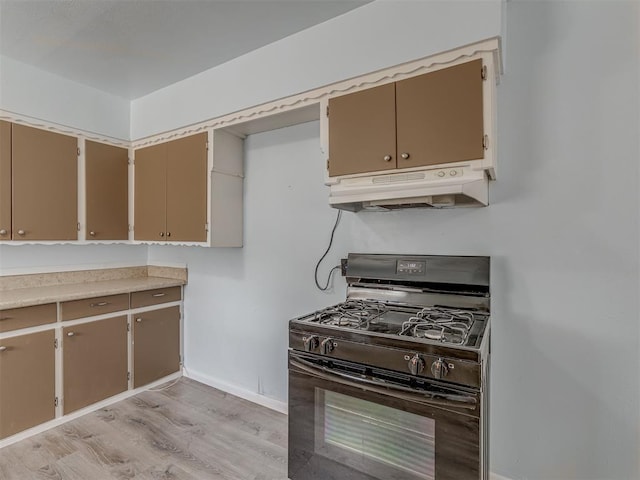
[{"xmin": 289, "ymin": 356, "xmax": 477, "ymax": 410}]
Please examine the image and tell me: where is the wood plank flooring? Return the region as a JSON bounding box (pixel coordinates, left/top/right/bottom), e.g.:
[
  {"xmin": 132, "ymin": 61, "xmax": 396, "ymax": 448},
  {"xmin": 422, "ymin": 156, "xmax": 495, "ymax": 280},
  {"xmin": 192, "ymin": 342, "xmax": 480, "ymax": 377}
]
[{"xmin": 0, "ymin": 378, "xmax": 288, "ymax": 480}]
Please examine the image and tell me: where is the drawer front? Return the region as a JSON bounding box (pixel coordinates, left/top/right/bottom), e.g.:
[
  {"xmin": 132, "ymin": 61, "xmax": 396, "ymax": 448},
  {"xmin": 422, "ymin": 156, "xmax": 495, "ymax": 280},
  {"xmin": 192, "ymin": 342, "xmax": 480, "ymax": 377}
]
[
  {"xmin": 0, "ymin": 303, "xmax": 57, "ymax": 333},
  {"xmin": 61, "ymin": 293, "xmax": 130, "ymax": 321},
  {"xmin": 131, "ymin": 287, "xmax": 181, "ymax": 309}
]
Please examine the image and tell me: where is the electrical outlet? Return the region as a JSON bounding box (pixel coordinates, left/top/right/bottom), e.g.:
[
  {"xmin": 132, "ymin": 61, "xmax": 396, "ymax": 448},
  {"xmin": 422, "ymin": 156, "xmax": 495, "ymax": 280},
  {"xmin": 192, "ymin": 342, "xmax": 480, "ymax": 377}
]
[{"xmin": 341, "ymin": 258, "xmax": 348, "ymax": 276}]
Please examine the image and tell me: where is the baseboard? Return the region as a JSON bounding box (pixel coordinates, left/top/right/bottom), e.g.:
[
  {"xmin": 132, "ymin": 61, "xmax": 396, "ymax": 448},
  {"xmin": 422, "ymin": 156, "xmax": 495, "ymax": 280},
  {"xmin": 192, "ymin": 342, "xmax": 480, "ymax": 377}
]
[
  {"xmin": 491, "ymin": 473, "xmax": 513, "ymax": 480},
  {"xmin": 0, "ymin": 371, "xmax": 182, "ymax": 449},
  {"xmin": 184, "ymin": 368, "xmax": 288, "ymax": 415}
]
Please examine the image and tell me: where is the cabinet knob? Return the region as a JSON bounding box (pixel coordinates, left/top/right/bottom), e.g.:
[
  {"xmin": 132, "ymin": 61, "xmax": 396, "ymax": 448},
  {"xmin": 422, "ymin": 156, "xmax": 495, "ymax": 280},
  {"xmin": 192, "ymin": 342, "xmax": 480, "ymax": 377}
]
[
  {"xmin": 166, "ymin": 232, "xmax": 171, "ymax": 238},
  {"xmin": 159, "ymin": 232, "xmax": 165, "ymax": 237},
  {"xmin": 383, "ymin": 155, "xmax": 392, "ymax": 162},
  {"xmin": 89, "ymin": 231, "xmax": 96, "ymax": 237},
  {"xmin": 67, "ymin": 332, "xmax": 75, "ymax": 337},
  {"xmin": 136, "ymin": 318, "xmax": 142, "ymax": 323},
  {"xmin": 0, "ymin": 229, "xmax": 7, "ymax": 236},
  {"xmin": 17, "ymin": 229, "xmax": 25, "ymax": 236},
  {"xmin": 401, "ymin": 152, "xmax": 410, "ymax": 160},
  {"xmin": 0, "ymin": 346, "xmax": 7, "ymax": 352}
]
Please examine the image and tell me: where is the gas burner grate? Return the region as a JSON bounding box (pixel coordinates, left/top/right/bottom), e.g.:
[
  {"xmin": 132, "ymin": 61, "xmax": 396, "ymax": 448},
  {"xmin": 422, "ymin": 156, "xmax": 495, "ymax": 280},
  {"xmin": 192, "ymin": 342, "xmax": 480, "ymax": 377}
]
[
  {"xmin": 399, "ymin": 307, "xmax": 476, "ymax": 345},
  {"xmin": 314, "ymin": 300, "xmax": 387, "ymax": 329}
]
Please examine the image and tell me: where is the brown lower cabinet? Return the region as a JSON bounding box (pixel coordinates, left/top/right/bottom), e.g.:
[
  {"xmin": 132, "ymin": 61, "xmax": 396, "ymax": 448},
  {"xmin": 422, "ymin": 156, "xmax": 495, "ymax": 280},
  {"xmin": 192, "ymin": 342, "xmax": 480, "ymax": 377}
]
[
  {"xmin": 63, "ymin": 316, "xmax": 128, "ymax": 414},
  {"xmin": 133, "ymin": 306, "xmax": 180, "ymax": 388},
  {"xmin": 0, "ymin": 330, "xmax": 55, "ymax": 439}
]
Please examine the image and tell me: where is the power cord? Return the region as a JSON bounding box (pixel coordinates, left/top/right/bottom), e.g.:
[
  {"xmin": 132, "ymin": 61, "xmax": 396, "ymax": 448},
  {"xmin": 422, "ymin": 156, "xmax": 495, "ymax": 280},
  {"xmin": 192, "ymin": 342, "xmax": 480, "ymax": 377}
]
[{"xmin": 314, "ymin": 210, "xmax": 343, "ymax": 291}]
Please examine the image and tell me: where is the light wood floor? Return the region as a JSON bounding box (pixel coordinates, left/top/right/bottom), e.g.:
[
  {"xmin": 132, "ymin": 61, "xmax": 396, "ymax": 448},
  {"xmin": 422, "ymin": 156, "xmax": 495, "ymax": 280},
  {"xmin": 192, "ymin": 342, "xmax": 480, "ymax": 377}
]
[{"xmin": 0, "ymin": 378, "xmax": 288, "ymax": 479}]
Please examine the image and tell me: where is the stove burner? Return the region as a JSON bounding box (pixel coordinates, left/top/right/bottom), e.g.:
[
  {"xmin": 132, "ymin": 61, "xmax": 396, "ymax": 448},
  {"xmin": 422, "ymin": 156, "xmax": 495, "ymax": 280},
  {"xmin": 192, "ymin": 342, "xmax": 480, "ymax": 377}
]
[
  {"xmin": 399, "ymin": 306, "xmax": 476, "ymax": 345},
  {"xmin": 314, "ymin": 300, "xmax": 386, "ymax": 329}
]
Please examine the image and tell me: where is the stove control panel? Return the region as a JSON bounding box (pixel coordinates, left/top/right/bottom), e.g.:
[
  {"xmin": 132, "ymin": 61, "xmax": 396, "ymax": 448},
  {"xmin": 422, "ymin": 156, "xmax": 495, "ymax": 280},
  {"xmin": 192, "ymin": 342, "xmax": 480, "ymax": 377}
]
[
  {"xmin": 397, "ymin": 260, "xmax": 426, "ymax": 275},
  {"xmin": 289, "ymin": 330, "xmax": 481, "ymax": 388}
]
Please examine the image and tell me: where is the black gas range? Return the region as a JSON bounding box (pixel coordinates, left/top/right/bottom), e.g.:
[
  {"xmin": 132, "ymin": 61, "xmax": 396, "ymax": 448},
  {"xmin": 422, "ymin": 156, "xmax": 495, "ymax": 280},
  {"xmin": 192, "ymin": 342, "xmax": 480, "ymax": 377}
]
[{"xmin": 288, "ymin": 253, "xmax": 491, "ymax": 480}]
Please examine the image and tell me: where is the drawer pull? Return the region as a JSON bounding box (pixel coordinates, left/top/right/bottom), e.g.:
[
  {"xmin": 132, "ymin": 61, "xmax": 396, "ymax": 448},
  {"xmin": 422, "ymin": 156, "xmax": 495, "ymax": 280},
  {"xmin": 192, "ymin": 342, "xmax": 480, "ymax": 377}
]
[
  {"xmin": 152, "ymin": 293, "xmax": 166, "ymax": 297},
  {"xmin": 67, "ymin": 332, "xmax": 75, "ymax": 337},
  {"xmin": 90, "ymin": 302, "xmax": 110, "ymax": 307},
  {"xmin": 0, "ymin": 346, "xmax": 7, "ymax": 352},
  {"xmin": 136, "ymin": 318, "xmax": 142, "ymax": 323}
]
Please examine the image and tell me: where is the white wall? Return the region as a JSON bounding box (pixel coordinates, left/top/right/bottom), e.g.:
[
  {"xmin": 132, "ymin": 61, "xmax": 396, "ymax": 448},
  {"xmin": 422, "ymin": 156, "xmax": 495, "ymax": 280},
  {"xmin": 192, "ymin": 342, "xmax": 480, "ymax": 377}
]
[
  {"xmin": 0, "ymin": 55, "xmax": 130, "ymax": 140},
  {"xmin": 0, "ymin": 244, "xmax": 148, "ymax": 275},
  {"xmin": 130, "ymin": 0, "xmax": 503, "ymax": 139}
]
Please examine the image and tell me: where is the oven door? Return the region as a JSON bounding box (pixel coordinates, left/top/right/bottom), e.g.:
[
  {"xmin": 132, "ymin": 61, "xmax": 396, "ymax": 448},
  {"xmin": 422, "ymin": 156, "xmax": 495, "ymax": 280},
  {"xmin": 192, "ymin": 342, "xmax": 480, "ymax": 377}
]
[{"xmin": 288, "ymin": 351, "xmax": 481, "ymax": 480}]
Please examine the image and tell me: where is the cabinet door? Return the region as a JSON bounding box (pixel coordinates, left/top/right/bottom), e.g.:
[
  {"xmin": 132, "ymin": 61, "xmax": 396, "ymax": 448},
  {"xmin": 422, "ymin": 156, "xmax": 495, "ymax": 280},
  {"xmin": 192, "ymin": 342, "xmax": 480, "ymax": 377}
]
[
  {"xmin": 0, "ymin": 121, "xmax": 11, "ymax": 240},
  {"xmin": 12, "ymin": 124, "xmax": 78, "ymax": 240},
  {"xmin": 396, "ymin": 59, "xmax": 484, "ymax": 168},
  {"xmin": 63, "ymin": 316, "xmax": 128, "ymax": 414},
  {"xmin": 328, "ymin": 83, "xmax": 396, "ymax": 177},
  {"xmin": 166, "ymin": 133, "xmax": 207, "ymax": 242},
  {"xmin": 0, "ymin": 330, "xmax": 55, "ymax": 439},
  {"xmin": 134, "ymin": 143, "xmax": 166, "ymax": 241},
  {"xmin": 133, "ymin": 306, "xmax": 180, "ymax": 388},
  {"xmin": 86, "ymin": 140, "xmax": 129, "ymax": 240}
]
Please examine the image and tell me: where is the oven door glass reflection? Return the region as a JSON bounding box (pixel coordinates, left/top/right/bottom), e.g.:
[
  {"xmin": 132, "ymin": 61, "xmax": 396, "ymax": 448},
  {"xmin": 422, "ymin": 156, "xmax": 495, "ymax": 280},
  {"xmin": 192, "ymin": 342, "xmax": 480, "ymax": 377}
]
[{"xmin": 316, "ymin": 389, "xmax": 435, "ymax": 480}]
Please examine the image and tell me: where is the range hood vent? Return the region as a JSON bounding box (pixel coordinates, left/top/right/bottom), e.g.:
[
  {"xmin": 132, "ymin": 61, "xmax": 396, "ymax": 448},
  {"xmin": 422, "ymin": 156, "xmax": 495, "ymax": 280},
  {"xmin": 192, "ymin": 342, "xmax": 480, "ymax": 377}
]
[{"xmin": 328, "ymin": 167, "xmax": 489, "ymax": 212}]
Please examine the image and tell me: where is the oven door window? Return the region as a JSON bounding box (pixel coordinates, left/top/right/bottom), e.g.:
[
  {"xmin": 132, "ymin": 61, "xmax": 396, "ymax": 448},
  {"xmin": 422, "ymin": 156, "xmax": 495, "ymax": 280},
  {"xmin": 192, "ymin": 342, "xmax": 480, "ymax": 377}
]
[{"xmin": 316, "ymin": 389, "xmax": 435, "ymax": 480}]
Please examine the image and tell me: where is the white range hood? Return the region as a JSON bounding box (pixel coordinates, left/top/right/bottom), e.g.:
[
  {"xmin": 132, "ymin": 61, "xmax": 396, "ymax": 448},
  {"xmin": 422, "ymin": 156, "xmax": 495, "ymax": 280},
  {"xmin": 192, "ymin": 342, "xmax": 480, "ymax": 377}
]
[{"xmin": 328, "ymin": 165, "xmax": 489, "ymax": 212}]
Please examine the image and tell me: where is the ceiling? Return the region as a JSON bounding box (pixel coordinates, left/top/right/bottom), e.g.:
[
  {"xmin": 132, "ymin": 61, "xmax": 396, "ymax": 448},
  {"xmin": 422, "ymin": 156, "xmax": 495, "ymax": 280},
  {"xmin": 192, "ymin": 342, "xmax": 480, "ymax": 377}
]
[{"xmin": 0, "ymin": 0, "xmax": 369, "ymax": 100}]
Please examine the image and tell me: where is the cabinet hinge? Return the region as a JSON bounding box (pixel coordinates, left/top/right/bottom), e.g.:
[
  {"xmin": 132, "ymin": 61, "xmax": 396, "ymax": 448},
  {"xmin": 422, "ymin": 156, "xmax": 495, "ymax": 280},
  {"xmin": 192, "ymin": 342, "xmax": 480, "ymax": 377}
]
[
  {"xmin": 54, "ymin": 338, "xmax": 58, "ymax": 349},
  {"xmin": 127, "ymin": 323, "xmax": 130, "ymax": 332},
  {"xmin": 77, "ymin": 147, "xmax": 81, "ymax": 156},
  {"xmin": 326, "ymin": 159, "xmax": 330, "ymax": 171},
  {"xmin": 129, "ymin": 224, "xmax": 133, "ymax": 232},
  {"xmin": 481, "ymin": 65, "xmax": 487, "ymax": 81},
  {"xmin": 127, "ymin": 372, "xmax": 131, "ymax": 381},
  {"xmin": 326, "ymin": 105, "xmax": 329, "ymax": 117},
  {"xmin": 482, "ymin": 134, "xmax": 489, "ymax": 150},
  {"xmin": 206, "ymin": 141, "xmax": 209, "ymax": 151},
  {"xmin": 77, "ymin": 222, "xmax": 81, "ymax": 231},
  {"xmin": 128, "ymin": 157, "xmax": 133, "ymax": 165},
  {"xmin": 179, "ymin": 355, "xmax": 182, "ymax": 365},
  {"xmin": 205, "ymin": 223, "xmax": 209, "ymax": 232},
  {"xmin": 54, "ymin": 397, "xmax": 59, "ymax": 407}
]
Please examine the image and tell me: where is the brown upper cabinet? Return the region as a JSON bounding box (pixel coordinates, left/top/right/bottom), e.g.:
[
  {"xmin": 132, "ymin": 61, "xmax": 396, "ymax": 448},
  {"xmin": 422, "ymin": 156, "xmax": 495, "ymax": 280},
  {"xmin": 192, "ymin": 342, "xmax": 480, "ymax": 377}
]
[
  {"xmin": 134, "ymin": 132, "xmax": 207, "ymax": 242},
  {"xmin": 0, "ymin": 121, "xmax": 11, "ymax": 240},
  {"xmin": 7, "ymin": 123, "xmax": 78, "ymax": 240},
  {"xmin": 85, "ymin": 140, "xmax": 129, "ymax": 240},
  {"xmin": 328, "ymin": 59, "xmax": 485, "ymax": 177}
]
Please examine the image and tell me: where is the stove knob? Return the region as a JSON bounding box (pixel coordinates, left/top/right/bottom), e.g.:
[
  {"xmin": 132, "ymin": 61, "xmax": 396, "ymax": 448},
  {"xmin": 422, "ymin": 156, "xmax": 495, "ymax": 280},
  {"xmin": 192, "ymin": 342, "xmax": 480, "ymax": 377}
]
[
  {"xmin": 320, "ymin": 337, "xmax": 335, "ymax": 355},
  {"xmin": 431, "ymin": 358, "xmax": 449, "ymax": 379},
  {"xmin": 408, "ymin": 354, "xmax": 425, "ymax": 375},
  {"xmin": 302, "ymin": 335, "xmax": 319, "ymax": 352}
]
